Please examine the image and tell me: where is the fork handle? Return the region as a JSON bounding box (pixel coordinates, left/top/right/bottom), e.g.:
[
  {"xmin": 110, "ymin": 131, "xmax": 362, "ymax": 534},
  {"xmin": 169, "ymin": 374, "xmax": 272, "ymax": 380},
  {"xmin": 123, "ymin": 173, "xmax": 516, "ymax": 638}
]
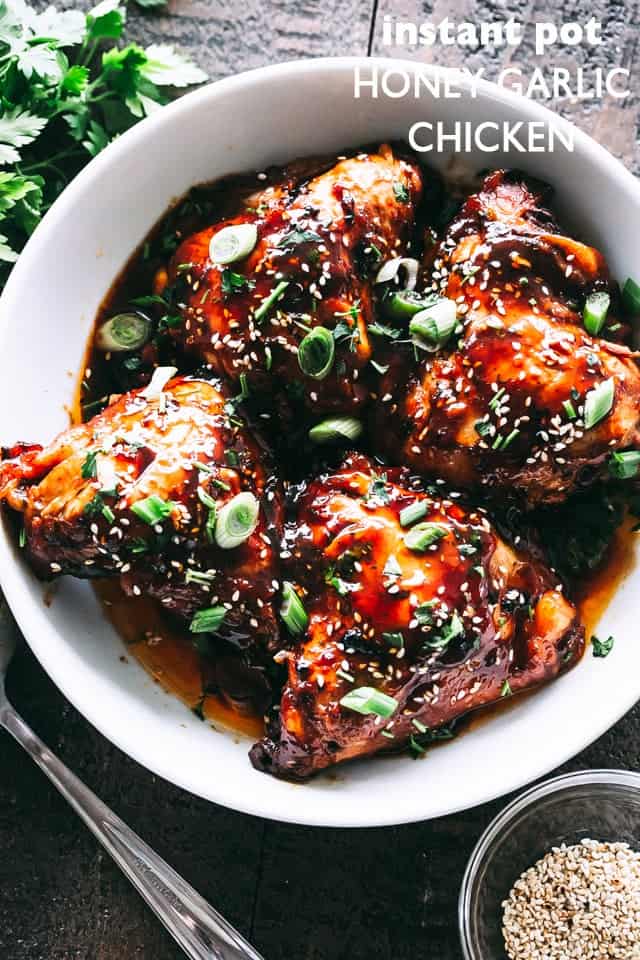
[{"xmin": 0, "ymin": 701, "xmax": 265, "ymax": 960}]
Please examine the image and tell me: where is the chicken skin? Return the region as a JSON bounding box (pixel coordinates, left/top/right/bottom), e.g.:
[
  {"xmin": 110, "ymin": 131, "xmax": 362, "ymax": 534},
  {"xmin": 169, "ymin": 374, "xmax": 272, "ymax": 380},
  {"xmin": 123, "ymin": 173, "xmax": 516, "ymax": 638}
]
[
  {"xmin": 164, "ymin": 145, "xmax": 422, "ymax": 412},
  {"xmin": 0, "ymin": 375, "xmax": 282, "ymax": 649},
  {"xmin": 375, "ymin": 170, "xmax": 640, "ymax": 506},
  {"xmin": 250, "ymin": 453, "xmax": 582, "ymax": 780}
]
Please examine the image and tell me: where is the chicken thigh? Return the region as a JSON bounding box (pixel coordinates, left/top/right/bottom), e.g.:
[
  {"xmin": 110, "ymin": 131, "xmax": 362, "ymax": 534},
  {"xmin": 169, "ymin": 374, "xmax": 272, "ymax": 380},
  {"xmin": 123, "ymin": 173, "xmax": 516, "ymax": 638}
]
[
  {"xmin": 0, "ymin": 374, "xmax": 282, "ymax": 649},
  {"xmin": 164, "ymin": 145, "xmax": 422, "ymax": 413},
  {"xmin": 250, "ymin": 453, "xmax": 582, "ymax": 780},
  {"xmin": 374, "ymin": 170, "xmax": 640, "ymax": 506}
]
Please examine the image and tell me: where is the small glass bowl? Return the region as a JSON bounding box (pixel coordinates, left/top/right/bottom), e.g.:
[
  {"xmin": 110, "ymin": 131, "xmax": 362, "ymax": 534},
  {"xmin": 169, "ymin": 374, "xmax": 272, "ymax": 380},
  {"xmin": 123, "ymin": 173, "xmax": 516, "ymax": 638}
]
[{"xmin": 459, "ymin": 769, "xmax": 640, "ymax": 959}]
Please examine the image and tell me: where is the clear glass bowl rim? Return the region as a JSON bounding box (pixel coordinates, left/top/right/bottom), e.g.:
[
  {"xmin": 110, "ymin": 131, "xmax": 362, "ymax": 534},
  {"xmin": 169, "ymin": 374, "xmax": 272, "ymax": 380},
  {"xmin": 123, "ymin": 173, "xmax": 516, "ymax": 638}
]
[{"xmin": 458, "ymin": 768, "xmax": 640, "ymax": 960}]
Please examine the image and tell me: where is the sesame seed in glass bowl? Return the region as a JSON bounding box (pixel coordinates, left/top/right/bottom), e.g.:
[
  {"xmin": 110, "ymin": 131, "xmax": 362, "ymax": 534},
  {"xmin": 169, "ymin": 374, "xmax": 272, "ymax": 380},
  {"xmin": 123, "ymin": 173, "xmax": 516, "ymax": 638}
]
[{"xmin": 459, "ymin": 770, "xmax": 640, "ymax": 960}]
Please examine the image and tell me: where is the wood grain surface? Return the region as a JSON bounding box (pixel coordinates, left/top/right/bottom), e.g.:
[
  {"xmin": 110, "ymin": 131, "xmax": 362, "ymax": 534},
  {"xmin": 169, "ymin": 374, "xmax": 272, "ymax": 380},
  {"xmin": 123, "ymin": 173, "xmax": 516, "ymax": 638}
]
[{"xmin": 2, "ymin": 2, "xmax": 640, "ymax": 959}]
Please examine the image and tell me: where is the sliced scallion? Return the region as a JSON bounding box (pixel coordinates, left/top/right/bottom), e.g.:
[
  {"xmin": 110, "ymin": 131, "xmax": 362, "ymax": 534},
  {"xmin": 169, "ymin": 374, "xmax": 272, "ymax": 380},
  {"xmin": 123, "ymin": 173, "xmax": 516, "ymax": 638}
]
[
  {"xmin": 209, "ymin": 223, "xmax": 258, "ymax": 265},
  {"xmin": 410, "ymin": 299, "xmax": 457, "ymax": 351},
  {"xmin": 280, "ymin": 581, "xmax": 308, "ymax": 635},
  {"xmin": 254, "ymin": 280, "xmax": 289, "ymax": 322},
  {"xmin": 562, "ymin": 398, "xmax": 577, "ymax": 420},
  {"xmin": 197, "ymin": 487, "xmax": 217, "ymax": 543},
  {"xmin": 131, "ymin": 494, "xmax": 177, "ymax": 526},
  {"xmin": 583, "ymin": 291, "xmax": 610, "ymax": 336},
  {"xmin": 214, "ymin": 491, "xmax": 259, "ymax": 549},
  {"xmin": 583, "ymin": 378, "xmax": 615, "ymax": 430},
  {"xmin": 189, "ymin": 606, "xmax": 227, "ymax": 634},
  {"xmin": 404, "ymin": 522, "xmax": 448, "ymax": 553},
  {"xmin": 96, "ymin": 313, "xmax": 151, "ymax": 352},
  {"xmin": 298, "ymin": 326, "xmax": 335, "ymax": 380},
  {"xmin": 385, "ymin": 290, "xmax": 437, "ymax": 322},
  {"xmin": 622, "ymin": 277, "xmax": 640, "ymax": 314},
  {"xmin": 399, "ymin": 500, "xmax": 428, "ymax": 528},
  {"xmin": 308, "ymin": 416, "xmax": 362, "ymax": 445},
  {"xmin": 609, "ymin": 450, "xmax": 640, "ymax": 479},
  {"xmin": 339, "ymin": 686, "xmax": 398, "ymax": 718},
  {"xmin": 374, "ymin": 256, "xmax": 419, "ymax": 290}
]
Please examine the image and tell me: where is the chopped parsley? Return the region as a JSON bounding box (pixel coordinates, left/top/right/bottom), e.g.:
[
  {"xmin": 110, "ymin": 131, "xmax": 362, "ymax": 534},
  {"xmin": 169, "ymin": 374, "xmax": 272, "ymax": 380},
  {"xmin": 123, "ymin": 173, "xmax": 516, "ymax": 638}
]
[{"xmin": 393, "ymin": 180, "xmax": 410, "ymax": 203}]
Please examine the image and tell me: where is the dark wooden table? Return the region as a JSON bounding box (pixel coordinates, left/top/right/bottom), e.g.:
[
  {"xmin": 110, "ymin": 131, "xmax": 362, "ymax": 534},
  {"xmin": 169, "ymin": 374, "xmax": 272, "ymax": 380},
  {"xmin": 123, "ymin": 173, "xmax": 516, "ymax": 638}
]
[{"xmin": 2, "ymin": 3, "xmax": 640, "ymax": 958}]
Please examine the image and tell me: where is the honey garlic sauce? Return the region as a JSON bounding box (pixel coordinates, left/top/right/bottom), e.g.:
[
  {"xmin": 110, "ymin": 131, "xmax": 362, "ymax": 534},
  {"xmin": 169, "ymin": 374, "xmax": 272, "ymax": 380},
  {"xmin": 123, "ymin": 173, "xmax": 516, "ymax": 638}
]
[{"xmin": 94, "ymin": 580, "xmax": 264, "ymax": 740}]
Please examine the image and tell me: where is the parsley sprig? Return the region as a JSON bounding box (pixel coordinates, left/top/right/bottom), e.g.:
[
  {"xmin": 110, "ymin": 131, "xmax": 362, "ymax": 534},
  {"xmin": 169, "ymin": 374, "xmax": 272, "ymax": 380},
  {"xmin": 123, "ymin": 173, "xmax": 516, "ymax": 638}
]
[{"xmin": 0, "ymin": 0, "xmax": 206, "ymax": 284}]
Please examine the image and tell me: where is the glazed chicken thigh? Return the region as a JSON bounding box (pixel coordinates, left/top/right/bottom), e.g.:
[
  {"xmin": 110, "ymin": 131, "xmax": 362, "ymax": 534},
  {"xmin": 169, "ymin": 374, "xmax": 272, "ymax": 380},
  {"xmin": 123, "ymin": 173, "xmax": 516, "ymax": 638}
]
[
  {"xmin": 164, "ymin": 145, "xmax": 422, "ymax": 412},
  {"xmin": 375, "ymin": 170, "xmax": 640, "ymax": 506},
  {"xmin": 0, "ymin": 375, "xmax": 282, "ymax": 649},
  {"xmin": 250, "ymin": 453, "xmax": 582, "ymax": 780}
]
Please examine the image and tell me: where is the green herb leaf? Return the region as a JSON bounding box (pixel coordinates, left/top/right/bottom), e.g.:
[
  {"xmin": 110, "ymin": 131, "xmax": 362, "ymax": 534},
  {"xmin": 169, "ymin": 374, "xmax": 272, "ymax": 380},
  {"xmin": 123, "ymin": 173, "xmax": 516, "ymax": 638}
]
[{"xmin": 392, "ymin": 181, "xmax": 410, "ymax": 203}]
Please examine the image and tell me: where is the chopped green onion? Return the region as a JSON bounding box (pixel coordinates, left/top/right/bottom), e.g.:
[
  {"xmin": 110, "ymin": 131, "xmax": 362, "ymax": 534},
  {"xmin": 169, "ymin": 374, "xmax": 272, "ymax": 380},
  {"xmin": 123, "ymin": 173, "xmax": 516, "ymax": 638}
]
[
  {"xmin": 131, "ymin": 494, "xmax": 176, "ymax": 526},
  {"xmin": 280, "ymin": 581, "xmax": 308, "ymax": 635},
  {"xmin": 189, "ymin": 606, "xmax": 227, "ymax": 634},
  {"xmin": 96, "ymin": 313, "xmax": 151, "ymax": 352},
  {"xmin": 382, "ymin": 631, "xmax": 404, "ymax": 649},
  {"xmin": 197, "ymin": 487, "xmax": 217, "ymax": 543},
  {"xmin": 412, "ymin": 718, "xmax": 428, "ymax": 734},
  {"xmin": 339, "ymin": 686, "xmax": 398, "ymax": 718},
  {"xmin": 209, "ymin": 223, "xmax": 258, "ymax": 264},
  {"xmin": 399, "ymin": 500, "xmax": 428, "ymax": 528},
  {"xmin": 583, "ymin": 291, "xmax": 610, "ymax": 336},
  {"xmin": 214, "ymin": 492, "xmax": 259, "ymax": 550},
  {"xmin": 404, "ymin": 522, "xmax": 448, "ymax": 553},
  {"xmin": 81, "ymin": 449, "xmax": 101, "ymax": 480},
  {"xmin": 254, "ymin": 280, "xmax": 289, "ymax": 322},
  {"xmin": 410, "ymin": 299, "xmax": 457, "ymax": 351},
  {"xmin": 370, "ymin": 359, "xmax": 389, "ymax": 375},
  {"xmin": 385, "ymin": 290, "xmax": 436, "ymax": 321},
  {"xmin": 583, "ymin": 378, "xmax": 615, "ymax": 430},
  {"xmin": 489, "ymin": 386, "xmax": 505, "ymax": 411},
  {"xmin": 185, "ymin": 569, "xmax": 216, "ymax": 585},
  {"xmin": 592, "ymin": 634, "xmax": 614, "ymax": 658},
  {"xmin": 101, "ymin": 504, "xmax": 115, "ymax": 524},
  {"xmin": 308, "ymin": 416, "xmax": 363, "ymax": 445},
  {"xmin": 609, "ymin": 450, "xmax": 640, "ymax": 479},
  {"xmin": 298, "ymin": 326, "xmax": 335, "ymax": 380},
  {"xmin": 374, "ymin": 256, "xmax": 419, "ymax": 289},
  {"xmin": 562, "ymin": 398, "xmax": 577, "ymax": 420},
  {"xmin": 500, "ymin": 679, "xmax": 512, "ymax": 697},
  {"xmin": 622, "ymin": 277, "xmax": 640, "ymax": 314},
  {"xmin": 18, "ymin": 526, "xmax": 26, "ymax": 548}
]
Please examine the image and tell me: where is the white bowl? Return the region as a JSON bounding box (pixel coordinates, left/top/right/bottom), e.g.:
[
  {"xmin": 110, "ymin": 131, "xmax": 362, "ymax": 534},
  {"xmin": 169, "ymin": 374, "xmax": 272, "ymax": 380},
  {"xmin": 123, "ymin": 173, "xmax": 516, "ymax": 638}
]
[{"xmin": 1, "ymin": 57, "xmax": 638, "ymax": 827}]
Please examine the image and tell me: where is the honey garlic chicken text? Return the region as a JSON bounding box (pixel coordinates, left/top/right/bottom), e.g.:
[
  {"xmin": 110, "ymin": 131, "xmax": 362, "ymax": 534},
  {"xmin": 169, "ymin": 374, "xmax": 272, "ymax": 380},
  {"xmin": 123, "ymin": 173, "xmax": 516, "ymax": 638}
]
[{"xmin": 251, "ymin": 454, "xmax": 582, "ymax": 779}]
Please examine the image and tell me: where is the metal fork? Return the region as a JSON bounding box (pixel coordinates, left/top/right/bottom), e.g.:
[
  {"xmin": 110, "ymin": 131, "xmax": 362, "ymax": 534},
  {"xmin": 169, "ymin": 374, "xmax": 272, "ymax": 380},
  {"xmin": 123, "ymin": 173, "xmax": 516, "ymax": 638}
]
[{"xmin": 0, "ymin": 599, "xmax": 265, "ymax": 960}]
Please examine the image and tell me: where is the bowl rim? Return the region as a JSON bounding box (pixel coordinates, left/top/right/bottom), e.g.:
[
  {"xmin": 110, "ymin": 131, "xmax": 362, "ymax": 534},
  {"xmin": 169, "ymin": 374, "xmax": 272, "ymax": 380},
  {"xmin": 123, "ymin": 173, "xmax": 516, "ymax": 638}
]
[
  {"xmin": 458, "ymin": 768, "xmax": 640, "ymax": 958},
  {"xmin": 2, "ymin": 56, "xmax": 640, "ymax": 828}
]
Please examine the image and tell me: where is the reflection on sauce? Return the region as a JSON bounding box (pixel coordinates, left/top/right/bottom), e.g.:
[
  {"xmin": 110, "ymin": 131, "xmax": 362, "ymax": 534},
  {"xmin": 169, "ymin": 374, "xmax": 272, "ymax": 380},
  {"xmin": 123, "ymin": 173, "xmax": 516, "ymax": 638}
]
[{"xmin": 94, "ymin": 580, "xmax": 264, "ymax": 740}]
